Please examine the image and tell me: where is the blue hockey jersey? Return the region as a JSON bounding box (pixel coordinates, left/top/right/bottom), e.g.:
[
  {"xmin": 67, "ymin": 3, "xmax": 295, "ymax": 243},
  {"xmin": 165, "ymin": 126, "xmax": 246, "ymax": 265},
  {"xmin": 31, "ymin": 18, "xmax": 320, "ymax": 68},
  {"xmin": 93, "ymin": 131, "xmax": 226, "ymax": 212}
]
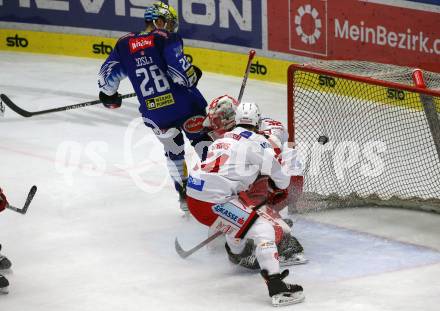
[{"xmin": 98, "ymin": 29, "xmax": 207, "ymax": 129}]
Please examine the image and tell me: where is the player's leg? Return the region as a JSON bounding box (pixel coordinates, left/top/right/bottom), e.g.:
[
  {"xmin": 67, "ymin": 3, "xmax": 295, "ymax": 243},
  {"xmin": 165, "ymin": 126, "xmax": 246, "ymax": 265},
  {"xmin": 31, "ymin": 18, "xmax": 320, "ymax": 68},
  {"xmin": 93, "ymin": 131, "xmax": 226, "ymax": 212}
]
[
  {"xmin": 266, "ymin": 176, "xmax": 308, "ymax": 265},
  {"xmin": 150, "ymin": 127, "xmax": 188, "ymax": 213},
  {"xmin": 0, "ymin": 244, "xmax": 11, "ymax": 270},
  {"xmin": 193, "ymin": 197, "xmax": 304, "ymax": 306},
  {"xmin": 240, "ymin": 177, "xmax": 308, "ymax": 266},
  {"xmin": 226, "ymin": 216, "xmax": 304, "ymax": 306}
]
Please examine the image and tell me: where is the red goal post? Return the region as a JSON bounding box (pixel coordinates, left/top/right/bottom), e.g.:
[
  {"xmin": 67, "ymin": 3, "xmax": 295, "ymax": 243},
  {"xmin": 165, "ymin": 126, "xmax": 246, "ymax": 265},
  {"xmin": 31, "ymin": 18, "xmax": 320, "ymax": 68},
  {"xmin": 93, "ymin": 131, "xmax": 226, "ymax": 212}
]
[{"xmin": 286, "ymin": 62, "xmax": 440, "ymax": 213}]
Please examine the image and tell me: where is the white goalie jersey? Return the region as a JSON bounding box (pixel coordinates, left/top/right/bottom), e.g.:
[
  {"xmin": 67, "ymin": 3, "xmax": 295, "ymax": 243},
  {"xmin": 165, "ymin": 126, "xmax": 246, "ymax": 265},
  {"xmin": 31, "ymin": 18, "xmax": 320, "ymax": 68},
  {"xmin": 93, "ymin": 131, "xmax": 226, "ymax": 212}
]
[{"xmin": 187, "ymin": 126, "xmax": 291, "ymax": 204}]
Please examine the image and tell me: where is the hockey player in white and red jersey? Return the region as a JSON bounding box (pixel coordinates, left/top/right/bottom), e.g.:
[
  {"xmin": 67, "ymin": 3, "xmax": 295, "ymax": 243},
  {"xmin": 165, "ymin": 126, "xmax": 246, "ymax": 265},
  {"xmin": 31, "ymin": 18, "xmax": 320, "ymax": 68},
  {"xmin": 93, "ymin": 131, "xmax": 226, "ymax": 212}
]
[
  {"xmin": 202, "ymin": 95, "xmax": 307, "ymax": 266},
  {"xmin": 186, "ymin": 101, "xmax": 305, "ymax": 306}
]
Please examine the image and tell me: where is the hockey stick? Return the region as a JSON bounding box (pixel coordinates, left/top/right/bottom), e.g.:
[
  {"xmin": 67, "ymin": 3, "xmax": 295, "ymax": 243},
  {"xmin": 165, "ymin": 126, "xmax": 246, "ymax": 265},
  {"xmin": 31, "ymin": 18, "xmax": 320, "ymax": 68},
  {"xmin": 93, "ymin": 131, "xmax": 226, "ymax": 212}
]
[
  {"xmin": 174, "ymin": 199, "xmax": 266, "ymax": 259},
  {"xmin": 237, "ymin": 49, "xmax": 256, "ymax": 104},
  {"xmin": 175, "ymin": 230, "xmax": 223, "ymax": 259},
  {"xmin": 5, "ymin": 185, "xmax": 37, "ymax": 215},
  {"xmin": 0, "ymin": 93, "xmax": 136, "ymax": 118}
]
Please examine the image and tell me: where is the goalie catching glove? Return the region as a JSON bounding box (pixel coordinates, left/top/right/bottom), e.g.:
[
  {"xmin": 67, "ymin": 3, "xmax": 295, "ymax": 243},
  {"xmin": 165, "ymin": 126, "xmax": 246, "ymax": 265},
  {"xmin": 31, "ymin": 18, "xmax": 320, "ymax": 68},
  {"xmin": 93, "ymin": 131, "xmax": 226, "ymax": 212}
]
[{"xmin": 99, "ymin": 91, "xmax": 122, "ymax": 109}]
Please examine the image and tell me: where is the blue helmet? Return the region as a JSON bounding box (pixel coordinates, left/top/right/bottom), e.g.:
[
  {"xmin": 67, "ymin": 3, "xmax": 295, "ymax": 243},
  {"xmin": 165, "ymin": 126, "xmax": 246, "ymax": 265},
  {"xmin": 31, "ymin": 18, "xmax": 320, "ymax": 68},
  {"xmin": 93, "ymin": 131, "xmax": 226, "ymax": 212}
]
[{"xmin": 144, "ymin": 6, "xmax": 159, "ymax": 22}]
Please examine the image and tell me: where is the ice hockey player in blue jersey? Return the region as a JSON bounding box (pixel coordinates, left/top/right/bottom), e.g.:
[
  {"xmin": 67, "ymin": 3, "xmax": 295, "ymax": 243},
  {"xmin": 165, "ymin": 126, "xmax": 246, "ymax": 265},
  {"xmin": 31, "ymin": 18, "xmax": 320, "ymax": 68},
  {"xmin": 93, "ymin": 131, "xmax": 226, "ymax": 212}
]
[{"xmin": 98, "ymin": 2, "xmax": 211, "ymax": 213}]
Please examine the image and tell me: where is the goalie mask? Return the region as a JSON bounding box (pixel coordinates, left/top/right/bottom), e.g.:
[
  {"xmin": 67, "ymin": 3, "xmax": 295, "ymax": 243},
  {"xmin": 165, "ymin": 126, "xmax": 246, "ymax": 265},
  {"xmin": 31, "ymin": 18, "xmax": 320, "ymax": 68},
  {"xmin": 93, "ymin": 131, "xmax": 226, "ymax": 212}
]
[{"xmin": 203, "ymin": 95, "xmax": 239, "ymax": 139}]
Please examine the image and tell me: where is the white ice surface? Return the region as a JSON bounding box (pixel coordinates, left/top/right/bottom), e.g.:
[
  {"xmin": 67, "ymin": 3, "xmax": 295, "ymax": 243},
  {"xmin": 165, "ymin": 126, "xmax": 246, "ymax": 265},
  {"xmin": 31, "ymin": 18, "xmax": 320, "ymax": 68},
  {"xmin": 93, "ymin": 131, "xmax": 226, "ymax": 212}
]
[{"xmin": 1, "ymin": 52, "xmax": 440, "ymax": 311}]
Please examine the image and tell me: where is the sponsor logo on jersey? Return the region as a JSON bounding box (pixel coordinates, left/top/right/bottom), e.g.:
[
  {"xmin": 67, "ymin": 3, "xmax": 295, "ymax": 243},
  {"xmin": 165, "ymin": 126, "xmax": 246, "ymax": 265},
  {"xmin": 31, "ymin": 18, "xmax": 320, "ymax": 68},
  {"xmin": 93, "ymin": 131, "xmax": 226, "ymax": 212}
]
[
  {"xmin": 183, "ymin": 115, "xmax": 205, "ymax": 133},
  {"xmin": 213, "ymin": 142, "xmax": 231, "ymax": 150},
  {"xmin": 224, "ymin": 133, "xmax": 242, "ymax": 141},
  {"xmin": 239, "ymin": 131, "xmax": 253, "ymax": 139},
  {"xmin": 129, "ymin": 36, "xmax": 154, "ymax": 54},
  {"xmin": 92, "ymin": 41, "xmax": 113, "ymax": 55},
  {"xmin": 6, "ymin": 34, "xmax": 28, "ymax": 48},
  {"xmin": 213, "ymin": 204, "xmax": 245, "ymax": 226},
  {"xmin": 145, "ymin": 93, "xmax": 175, "ymax": 110},
  {"xmin": 260, "ymin": 142, "xmax": 271, "ymax": 149},
  {"xmin": 187, "ymin": 176, "xmax": 205, "ymax": 191}
]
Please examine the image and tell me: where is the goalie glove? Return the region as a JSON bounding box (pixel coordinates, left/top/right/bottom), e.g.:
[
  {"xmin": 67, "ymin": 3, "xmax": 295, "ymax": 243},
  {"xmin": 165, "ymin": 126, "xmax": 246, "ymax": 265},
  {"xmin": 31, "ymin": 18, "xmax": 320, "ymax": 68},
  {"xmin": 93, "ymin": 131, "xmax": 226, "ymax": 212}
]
[
  {"xmin": 0, "ymin": 188, "xmax": 8, "ymax": 213},
  {"xmin": 279, "ymin": 147, "xmax": 302, "ymax": 176},
  {"xmin": 99, "ymin": 91, "xmax": 122, "ymax": 109}
]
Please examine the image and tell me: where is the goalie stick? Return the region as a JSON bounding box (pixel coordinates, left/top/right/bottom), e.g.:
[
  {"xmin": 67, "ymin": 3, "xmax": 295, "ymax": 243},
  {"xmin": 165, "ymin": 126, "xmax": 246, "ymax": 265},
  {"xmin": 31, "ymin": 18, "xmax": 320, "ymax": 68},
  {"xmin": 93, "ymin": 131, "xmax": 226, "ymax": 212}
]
[
  {"xmin": 237, "ymin": 49, "xmax": 256, "ymax": 104},
  {"xmin": 0, "ymin": 93, "xmax": 136, "ymax": 118},
  {"xmin": 5, "ymin": 185, "xmax": 37, "ymax": 215}
]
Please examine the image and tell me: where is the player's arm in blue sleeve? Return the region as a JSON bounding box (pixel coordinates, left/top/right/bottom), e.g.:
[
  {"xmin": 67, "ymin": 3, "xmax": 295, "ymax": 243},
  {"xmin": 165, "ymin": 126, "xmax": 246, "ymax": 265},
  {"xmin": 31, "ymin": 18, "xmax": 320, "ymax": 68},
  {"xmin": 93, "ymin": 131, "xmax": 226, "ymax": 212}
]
[
  {"xmin": 98, "ymin": 40, "xmax": 128, "ymax": 95},
  {"xmin": 163, "ymin": 34, "xmax": 200, "ymax": 88},
  {"xmin": 97, "ymin": 40, "xmax": 128, "ymax": 108}
]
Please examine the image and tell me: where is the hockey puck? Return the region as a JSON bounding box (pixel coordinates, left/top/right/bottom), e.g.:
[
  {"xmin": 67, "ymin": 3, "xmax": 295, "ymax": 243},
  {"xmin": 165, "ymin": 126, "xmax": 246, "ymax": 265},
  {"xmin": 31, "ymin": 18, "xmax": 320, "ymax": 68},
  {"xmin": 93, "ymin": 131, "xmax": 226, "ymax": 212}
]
[{"xmin": 318, "ymin": 135, "xmax": 329, "ymax": 145}]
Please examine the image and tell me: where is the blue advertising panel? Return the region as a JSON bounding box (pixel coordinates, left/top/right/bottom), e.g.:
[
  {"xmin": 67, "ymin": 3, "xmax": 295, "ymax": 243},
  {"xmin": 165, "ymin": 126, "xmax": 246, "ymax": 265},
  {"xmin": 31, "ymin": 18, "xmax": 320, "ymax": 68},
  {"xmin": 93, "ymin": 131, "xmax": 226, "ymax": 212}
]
[
  {"xmin": 0, "ymin": 0, "xmax": 262, "ymax": 48},
  {"xmin": 406, "ymin": 0, "xmax": 440, "ymax": 5}
]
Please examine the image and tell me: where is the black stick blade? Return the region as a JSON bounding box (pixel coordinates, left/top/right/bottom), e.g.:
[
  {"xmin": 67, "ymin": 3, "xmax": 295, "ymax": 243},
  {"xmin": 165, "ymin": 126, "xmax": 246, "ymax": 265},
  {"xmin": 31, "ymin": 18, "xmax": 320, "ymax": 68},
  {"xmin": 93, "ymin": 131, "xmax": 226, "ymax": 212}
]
[
  {"xmin": 0, "ymin": 94, "xmax": 33, "ymax": 117},
  {"xmin": 21, "ymin": 185, "xmax": 37, "ymax": 214}
]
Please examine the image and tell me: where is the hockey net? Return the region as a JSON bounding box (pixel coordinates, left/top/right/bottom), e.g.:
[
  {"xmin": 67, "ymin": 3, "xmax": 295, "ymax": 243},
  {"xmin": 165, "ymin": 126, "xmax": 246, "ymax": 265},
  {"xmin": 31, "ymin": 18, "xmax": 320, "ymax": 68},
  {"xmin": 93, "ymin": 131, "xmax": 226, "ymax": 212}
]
[{"xmin": 287, "ymin": 61, "xmax": 440, "ymax": 213}]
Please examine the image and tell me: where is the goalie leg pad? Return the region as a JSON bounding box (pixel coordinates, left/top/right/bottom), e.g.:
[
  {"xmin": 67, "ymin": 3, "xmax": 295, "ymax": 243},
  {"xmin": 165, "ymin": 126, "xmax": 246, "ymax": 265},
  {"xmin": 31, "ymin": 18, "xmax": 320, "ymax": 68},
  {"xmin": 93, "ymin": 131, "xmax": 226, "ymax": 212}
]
[{"xmin": 211, "ymin": 199, "xmax": 259, "ymax": 239}]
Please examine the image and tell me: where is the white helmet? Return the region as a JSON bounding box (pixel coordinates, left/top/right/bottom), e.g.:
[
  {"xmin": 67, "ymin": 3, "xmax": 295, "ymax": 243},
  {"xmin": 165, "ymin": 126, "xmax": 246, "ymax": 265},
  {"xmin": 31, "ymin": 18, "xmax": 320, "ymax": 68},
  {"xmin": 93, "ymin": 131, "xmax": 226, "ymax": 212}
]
[{"xmin": 235, "ymin": 102, "xmax": 261, "ymax": 127}]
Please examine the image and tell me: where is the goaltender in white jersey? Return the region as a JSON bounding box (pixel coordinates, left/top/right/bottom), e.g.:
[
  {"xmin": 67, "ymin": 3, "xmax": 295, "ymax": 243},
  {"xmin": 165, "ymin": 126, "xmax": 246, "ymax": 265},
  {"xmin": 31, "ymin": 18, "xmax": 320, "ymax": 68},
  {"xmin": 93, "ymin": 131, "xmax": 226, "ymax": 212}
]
[{"xmin": 186, "ymin": 101, "xmax": 305, "ymax": 307}]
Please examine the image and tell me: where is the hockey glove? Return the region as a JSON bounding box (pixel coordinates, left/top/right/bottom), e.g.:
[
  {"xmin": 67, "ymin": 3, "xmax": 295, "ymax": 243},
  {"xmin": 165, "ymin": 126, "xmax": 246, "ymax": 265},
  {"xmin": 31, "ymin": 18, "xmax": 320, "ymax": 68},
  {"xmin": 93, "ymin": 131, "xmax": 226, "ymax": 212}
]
[
  {"xmin": 193, "ymin": 65, "xmax": 203, "ymax": 87},
  {"xmin": 267, "ymin": 179, "xmax": 289, "ymax": 206},
  {"xmin": 99, "ymin": 91, "xmax": 122, "ymax": 109},
  {"xmin": 0, "ymin": 188, "xmax": 8, "ymax": 213}
]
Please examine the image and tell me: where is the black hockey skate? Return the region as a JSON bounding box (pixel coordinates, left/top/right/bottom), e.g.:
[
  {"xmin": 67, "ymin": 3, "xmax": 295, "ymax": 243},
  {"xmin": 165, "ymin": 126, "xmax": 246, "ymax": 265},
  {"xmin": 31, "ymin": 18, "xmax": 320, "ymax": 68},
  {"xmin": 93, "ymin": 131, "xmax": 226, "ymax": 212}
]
[
  {"xmin": 0, "ymin": 245, "xmax": 12, "ymax": 270},
  {"xmin": 225, "ymin": 239, "xmax": 259, "ymax": 270},
  {"xmin": 0, "ymin": 274, "xmax": 9, "ymax": 294},
  {"xmin": 278, "ymin": 234, "xmax": 308, "ymax": 266},
  {"xmin": 177, "ymin": 180, "xmax": 189, "ymax": 214},
  {"xmin": 261, "ymin": 269, "xmax": 304, "ymax": 306}
]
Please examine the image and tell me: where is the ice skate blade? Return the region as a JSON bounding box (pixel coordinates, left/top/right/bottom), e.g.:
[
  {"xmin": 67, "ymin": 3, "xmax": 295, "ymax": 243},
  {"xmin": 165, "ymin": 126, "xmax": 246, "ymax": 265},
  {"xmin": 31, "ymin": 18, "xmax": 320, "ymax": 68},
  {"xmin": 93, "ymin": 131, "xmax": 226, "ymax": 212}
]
[
  {"xmin": 271, "ymin": 291, "xmax": 305, "ymax": 307},
  {"xmin": 280, "ymin": 253, "xmax": 308, "ymax": 266},
  {"xmin": 0, "ymin": 287, "xmax": 9, "ymax": 295}
]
